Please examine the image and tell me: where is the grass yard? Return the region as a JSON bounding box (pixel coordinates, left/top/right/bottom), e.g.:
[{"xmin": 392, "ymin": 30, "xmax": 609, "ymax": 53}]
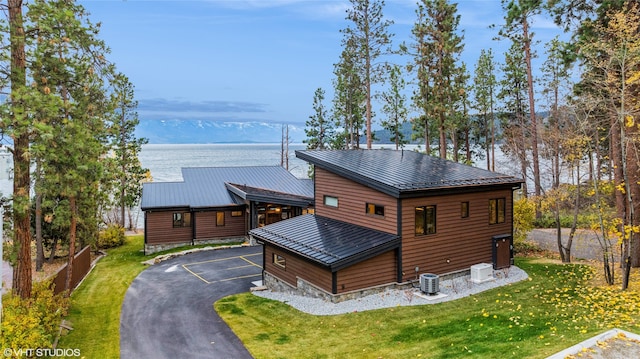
[
  {"xmin": 57, "ymin": 235, "xmax": 242, "ymax": 358},
  {"xmin": 216, "ymin": 258, "xmax": 640, "ymax": 359},
  {"xmin": 57, "ymin": 235, "xmax": 147, "ymax": 358}
]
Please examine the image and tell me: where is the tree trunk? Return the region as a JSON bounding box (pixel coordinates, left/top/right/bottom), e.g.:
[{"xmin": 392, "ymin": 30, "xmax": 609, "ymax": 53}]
[
  {"xmin": 439, "ymin": 113, "xmax": 446, "ymax": 159},
  {"xmin": 48, "ymin": 237, "xmax": 58, "ymax": 264},
  {"xmin": 522, "ymin": 18, "xmax": 541, "ymax": 198},
  {"xmin": 35, "ymin": 188, "xmax": 44, "ymax": 271},
  {"xmin": 9, "ymin": 0, "xmax": 31, "ymax": 299},
  {"xmin": 65, "ymin": 196, "xmax": 78, "ymax": 297}
]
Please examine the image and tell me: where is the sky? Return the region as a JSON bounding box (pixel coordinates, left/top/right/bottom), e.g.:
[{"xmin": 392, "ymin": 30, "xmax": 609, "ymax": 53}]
[{"xmin": 79, "ymin": 0, "xmax": 568, "ymax": 127}]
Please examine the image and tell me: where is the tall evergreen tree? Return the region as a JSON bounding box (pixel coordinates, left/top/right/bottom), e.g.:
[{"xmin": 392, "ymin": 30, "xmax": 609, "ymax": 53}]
[
  {"xmin": 498, "ymin": 41, "xmax": 530, "ymax": 196},
  {"xmin": 5, "ymin": 0, "xmax": 32, "ymax": 298},
  {"xmin": 109, "ymin": 73, "xmax": 148, "ymax": 229},
  {"xmin": 379, "ymin": 64, "xmax": 408, "ymax": 150},
  {"xmin": 27, "ymin": 0, "xmax": 113, "ymax": 295},
  {"xmin": 499, "ymin": 0, "xmax": 543, "ymax": 197},
  {"xmin": 304, "ymin": 87, "xmax": 332, "ymax": 150},
  {"xmin": 402, "ymin": 1, "xmax": 436, "ymax": 154},
  {"xmin": 341, "ymin": 0, "xmax": 393, "ymax": 149},
  {"xmin": 332, "ymin": 36, "xmax": 365, "ymax": 150},
  {"xmin": 473, "ymin": 48, "xmax": 498, "ymax": 171},
  {"xmin": 414, "ymin": 0, "xmax": 464, "ymax": 159}
]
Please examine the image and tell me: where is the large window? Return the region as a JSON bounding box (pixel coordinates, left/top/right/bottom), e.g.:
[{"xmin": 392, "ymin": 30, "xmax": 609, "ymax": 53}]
[
  {"xmin": 216, "ymin": 212, "xmax": 225, "ymax": 226},
  {"xmin": 324, "ymin": 195, "xmax": 338, "ymax": 207},
  {"xmin": 366, "ymin": 203, "xmax": 385, "ymax": 217},
  {"xmin": 415, "ymin": 206, "xmax": 436, "ymax": 235},
  {"xmin": 489, "ymin": 198, "xmax": 506, "ymax": 224},
  {"xmin": 173, "ymin": 212, "xmax": 191, "ymax": 228}
]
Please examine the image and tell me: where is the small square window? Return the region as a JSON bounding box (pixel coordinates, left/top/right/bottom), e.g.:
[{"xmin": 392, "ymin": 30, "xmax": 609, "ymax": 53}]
[
  {"xmin": 216, "ymin": 212, "xmax": 225, "ymax": 226},
  {"xmin": 461, "ymin": 202, "xmax": 469, "ymax": 218},
  {"xmin": 324, "ymin": 195, "xmax": 338, "ymax": 207},
  {"xmin": 366, "ymin": 203, "xmax": 384, "ymax": 216},
  {"xmin": 273, "ymin": 253, "xmax": 286, "ymax": 269}
]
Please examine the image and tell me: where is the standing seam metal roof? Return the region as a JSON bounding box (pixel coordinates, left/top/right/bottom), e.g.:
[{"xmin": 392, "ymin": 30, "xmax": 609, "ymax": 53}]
[
  {"xmin": 296, "ymin": 149, "xmax": 523, "ymax": 197},
  {"xmin": 250, "ymin": 214, "xmax": 400, "ymax": 271},
  {"xmin": 141, "ymin": 166, "xmax": 313, "ymax": 210}
]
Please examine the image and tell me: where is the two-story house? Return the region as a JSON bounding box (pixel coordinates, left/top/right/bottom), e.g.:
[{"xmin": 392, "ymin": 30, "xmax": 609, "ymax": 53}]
[{"xmin": 249, "ymin": 149, "xmax": 523, "ymax": 302}]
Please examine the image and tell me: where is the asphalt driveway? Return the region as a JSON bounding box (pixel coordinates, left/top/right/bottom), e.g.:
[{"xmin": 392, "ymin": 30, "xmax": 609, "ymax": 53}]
[{"xmin": 120, "ymin": 245, "xmax": 263, "ymax": 359}]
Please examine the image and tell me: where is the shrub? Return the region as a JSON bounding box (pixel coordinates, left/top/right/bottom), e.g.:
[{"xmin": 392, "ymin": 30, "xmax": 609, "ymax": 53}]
[
  {"xmin": 0, "ymin": 281, "xmax": 69, "ymax": 352},
  {"xmin": 97, "ymin": 224, "xmax": 125, "ymax": 249},
  {"xmin": 513, "ymin": 197, "xmax": 536, "ymax": 244}
]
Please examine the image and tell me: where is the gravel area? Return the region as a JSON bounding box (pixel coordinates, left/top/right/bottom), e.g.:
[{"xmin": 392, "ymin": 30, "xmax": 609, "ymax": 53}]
[{"xmin": 253, "ymin": 266, "xmax": 529, "ymax": 315}]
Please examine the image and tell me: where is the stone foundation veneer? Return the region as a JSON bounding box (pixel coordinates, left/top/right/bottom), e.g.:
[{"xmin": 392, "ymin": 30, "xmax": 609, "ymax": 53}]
[
  {"xmin": 144, "ymin": 236, "xmax": 247, "ymax": 255},
  {"xmin": 263, "ymin": 267, "xmax": 474, "ymax": 303}
]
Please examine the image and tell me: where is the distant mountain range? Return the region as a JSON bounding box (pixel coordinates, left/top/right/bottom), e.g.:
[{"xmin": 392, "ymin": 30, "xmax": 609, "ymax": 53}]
[
  {"xmin": 135, "ymin": 119, "xmax": 307, "ymax": 144},
  {"xmin": 136, "ymin": 119, "xmax": 416, "ymax": 145}
]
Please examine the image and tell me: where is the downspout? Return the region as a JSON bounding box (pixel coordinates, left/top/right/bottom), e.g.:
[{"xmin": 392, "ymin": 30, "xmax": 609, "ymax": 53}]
[
  {"xmin": 143, "ymin": 211, "xmax": 148, "ymax": 255},
  {"xmin": 332, "ymin": 271, "xmax": 338, "ymax": 294},
  {"xmin": 396, "ymin": 198, "xmax": 403, "ymax": 283},
  {"xmin": 191, "ymin": 210, "xmax": 195, "ymax": 246}
]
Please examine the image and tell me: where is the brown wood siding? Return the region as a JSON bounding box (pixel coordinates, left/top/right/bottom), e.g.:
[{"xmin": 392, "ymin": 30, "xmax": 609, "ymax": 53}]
[
  {"xmin": 264, "ymin": 244, "xmax": 332, "ymax": 292},
  {"xmin": 400, "ymin": 188, "xmax": 513, "ymax": 281},
  {"xmin": 195, "ymin": 210, "xmax": 245, "ymax": 239},
  {"xmin": 145, "ymin": 211, "xmax": 192, "ymax": 244},
  {"xmin": 336, "ymin": 250, "xmax": 397, "ymax": 293},
  {"xmin": 314, "ymin": 167, "xmax": 397, "ymax": 234}
]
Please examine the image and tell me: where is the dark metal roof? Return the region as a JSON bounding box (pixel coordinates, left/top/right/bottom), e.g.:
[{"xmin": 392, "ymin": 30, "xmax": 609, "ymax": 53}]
[
  {"xmin": 296, "ymin": 149, "xmax": 523, "ymax": 198},
  {"xmin": 141, "ymin": 166, "xmax": 313, "ymax": 210},
  {"xmin": 225, "ymin": 183, "xmax": 313, "ymax": 208},
  {"xmin": 250, "ymin": 214, "xmax": 400, "ymax": 271}
]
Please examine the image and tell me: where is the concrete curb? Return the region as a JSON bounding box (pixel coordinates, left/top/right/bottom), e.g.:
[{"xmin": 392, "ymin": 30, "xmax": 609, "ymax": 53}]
[
  {"xmin": 546, "ymin": 328, "xmax": 640, "ymax": 359},
  {"xmin": 141, "ymin": 243, "xmax": 252, "ymax": 265}
]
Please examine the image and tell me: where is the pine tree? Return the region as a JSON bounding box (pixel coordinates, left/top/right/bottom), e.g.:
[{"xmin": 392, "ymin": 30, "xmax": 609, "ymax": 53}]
[
  {"xmin": 304, "ymin": 87, "xmax": 332, "ymax": 150},
  {"xmin": 473, "ymin": 49, "xmax": 498, "ymax": 171},
  {"xmin": 341, "ymin": 0, "xmax": 393, "ymax": 149},
  {"xmin": 379, "ymin": 64, "xmax": 408, "ymax": 150},
  {"xmin": 499, "ymin": 0, "xmax": 543, "ymax": 197},
  {"xmin": 110, "ymin": 74, "xmax": 148, "ymax": 229}
]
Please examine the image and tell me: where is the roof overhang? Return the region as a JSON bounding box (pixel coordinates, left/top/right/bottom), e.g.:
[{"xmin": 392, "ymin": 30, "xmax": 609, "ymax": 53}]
[{"xmin": 250, "ymin": 214, "xmax": 400, "ymax": 272}]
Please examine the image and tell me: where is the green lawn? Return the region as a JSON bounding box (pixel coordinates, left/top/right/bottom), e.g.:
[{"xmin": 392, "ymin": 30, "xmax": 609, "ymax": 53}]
[
  {"xmin": 216, "ymin": 258, "xmax": 640, "ymax": 359},
  {"xmin": 58, "ymin": 237, "xmax": 640, "ymax": 359},
  {"xmin": 57, "ymin": 235, "xmax": 242, "ymax": 358},
  {"xmin": 57, "ymin": 235, "xmax": 147, "ymax": 358}
]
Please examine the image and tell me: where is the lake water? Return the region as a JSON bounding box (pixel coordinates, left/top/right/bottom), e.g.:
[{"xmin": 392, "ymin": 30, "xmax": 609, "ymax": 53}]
[{"xmin": 139, "ymin": 143, "xmax": 313, "ymax": 181}]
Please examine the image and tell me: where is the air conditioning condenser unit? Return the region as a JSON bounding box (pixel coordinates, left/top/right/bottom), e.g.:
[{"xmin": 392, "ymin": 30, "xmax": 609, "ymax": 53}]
[{"xmin": 419, "ymin": 273, "xmax": 440, "ymax": 295}]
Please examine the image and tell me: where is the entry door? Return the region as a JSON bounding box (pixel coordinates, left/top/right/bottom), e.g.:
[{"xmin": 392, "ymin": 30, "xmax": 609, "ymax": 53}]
[{"xmin": 492, "ymin": 235, "xmax": 512, "ymax": 269}]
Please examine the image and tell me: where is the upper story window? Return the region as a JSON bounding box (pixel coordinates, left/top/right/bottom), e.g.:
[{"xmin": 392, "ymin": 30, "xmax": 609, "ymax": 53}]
[
  {"xmin": 461, "ymin": 201, "xmax": 469, "ymax": 218},
  {"xmin": 366, "ymin": 203, "xmax": 385, "ymax": 217},
  {"xmin": 173, "ymin": 212, "xmax": 191, "ymax": 228},
  {"xmin": 415, "ymin": 206, "xmax": 436, "ymax": 235},
  {"xmin": 324, "ymin": 195, "xmax": 338, "ymax": 207},
  {"xmin": 231, "ymin": 210, "xmax": 243, "ymax": 217},
  {"xmin": 489, "ymin": 198, "xmax": 506, "ymax": 224}
]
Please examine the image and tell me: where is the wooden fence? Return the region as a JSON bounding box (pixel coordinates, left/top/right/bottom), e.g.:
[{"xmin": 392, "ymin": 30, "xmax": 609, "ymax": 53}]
[{"xmin": 50, "ymin": 246, "xmax": 92, "ymax": 296}]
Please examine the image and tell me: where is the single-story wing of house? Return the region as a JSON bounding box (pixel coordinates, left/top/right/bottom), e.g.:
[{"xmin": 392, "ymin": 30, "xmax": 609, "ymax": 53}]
[
  {"xmin": 140, "ymin": 166, "xmax": 314, "ymax": 254},
  {"xmin": 249, "ymin": 149, "xmax": 524, "ymax": 302}
]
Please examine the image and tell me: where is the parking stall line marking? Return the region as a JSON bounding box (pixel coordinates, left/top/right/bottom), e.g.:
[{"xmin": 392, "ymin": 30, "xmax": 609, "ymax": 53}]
[
  {"xmin": 185, "ymin": 252, "xmax": 261, "ymax": 266},
  {"xmin": 182, "ymin": 264, "xmax": 212, "ymax": 284},
  {"xmin": 239, "ymin": 256, "xmax": 262, "ymax": 268},
  {"xmin": 218, "ymin": 273, "xmax": 262, "ymax": 282},
  {"xmin": 181, "ymin": 252, "xmax": 263, "ymax": 284}
]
